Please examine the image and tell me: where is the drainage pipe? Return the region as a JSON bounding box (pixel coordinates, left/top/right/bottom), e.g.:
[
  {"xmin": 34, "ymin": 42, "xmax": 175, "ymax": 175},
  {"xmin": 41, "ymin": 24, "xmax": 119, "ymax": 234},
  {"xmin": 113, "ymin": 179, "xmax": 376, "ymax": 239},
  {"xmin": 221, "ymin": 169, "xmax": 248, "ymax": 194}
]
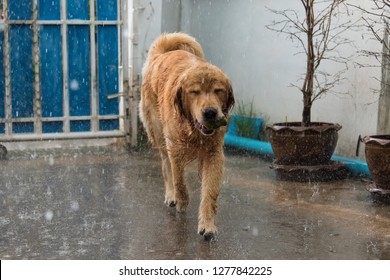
[
  {"xmin": 331, "ymin": 155, "xmax": 369, "ymax": 178},
  {"xmin": 224, "ymin": 134, "xmax": 273, "ymax": 156},
  {"xmin": 224, "ymin": 134, "xmax": 370, "ymax": 178}
]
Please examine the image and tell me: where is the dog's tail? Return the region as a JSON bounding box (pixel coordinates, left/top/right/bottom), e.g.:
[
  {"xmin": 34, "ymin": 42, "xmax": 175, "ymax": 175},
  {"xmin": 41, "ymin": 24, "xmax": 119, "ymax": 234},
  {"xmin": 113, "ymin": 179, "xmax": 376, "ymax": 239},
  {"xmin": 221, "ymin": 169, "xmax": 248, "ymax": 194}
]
[{"xmin": 147, "ymin": 32, "xmax": 205, "ymax": 61}]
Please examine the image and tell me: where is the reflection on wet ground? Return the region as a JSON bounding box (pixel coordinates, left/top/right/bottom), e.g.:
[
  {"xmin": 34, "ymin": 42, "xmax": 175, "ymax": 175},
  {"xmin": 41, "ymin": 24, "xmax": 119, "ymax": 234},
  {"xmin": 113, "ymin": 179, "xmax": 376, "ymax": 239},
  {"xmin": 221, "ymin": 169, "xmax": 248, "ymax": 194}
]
[{"xmin": 0, "ymin": 146, "xmax": 389, "ymax": 259}]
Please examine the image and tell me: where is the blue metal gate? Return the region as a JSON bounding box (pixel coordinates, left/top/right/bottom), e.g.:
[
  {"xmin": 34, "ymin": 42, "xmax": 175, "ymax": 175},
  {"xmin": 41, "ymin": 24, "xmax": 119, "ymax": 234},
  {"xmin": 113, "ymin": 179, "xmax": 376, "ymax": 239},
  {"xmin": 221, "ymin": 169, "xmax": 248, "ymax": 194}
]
[{"xmin": 0, "ymin": 0, "xmax": 126, "ymax": 141}]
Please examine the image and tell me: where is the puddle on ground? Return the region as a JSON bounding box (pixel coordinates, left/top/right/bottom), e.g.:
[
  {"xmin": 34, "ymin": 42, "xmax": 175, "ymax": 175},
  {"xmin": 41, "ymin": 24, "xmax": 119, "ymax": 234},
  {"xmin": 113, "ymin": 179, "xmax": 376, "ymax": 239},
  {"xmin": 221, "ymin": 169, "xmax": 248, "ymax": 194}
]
[{"xmin": 0, "ymin": 147, "xmax": 389, "ymax": 259}]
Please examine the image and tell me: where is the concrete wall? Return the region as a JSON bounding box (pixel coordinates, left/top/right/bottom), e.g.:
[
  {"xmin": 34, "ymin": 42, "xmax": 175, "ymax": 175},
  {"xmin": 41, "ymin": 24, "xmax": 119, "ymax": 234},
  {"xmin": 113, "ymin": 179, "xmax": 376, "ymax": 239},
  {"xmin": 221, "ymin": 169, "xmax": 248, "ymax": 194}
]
[
  {"xmin": 135, "ymin": 0, "xmax": 384, "ymax": 159},
  {"xmin": 131, "ymin": 0, "xmax": 183, "ymax": 82}
]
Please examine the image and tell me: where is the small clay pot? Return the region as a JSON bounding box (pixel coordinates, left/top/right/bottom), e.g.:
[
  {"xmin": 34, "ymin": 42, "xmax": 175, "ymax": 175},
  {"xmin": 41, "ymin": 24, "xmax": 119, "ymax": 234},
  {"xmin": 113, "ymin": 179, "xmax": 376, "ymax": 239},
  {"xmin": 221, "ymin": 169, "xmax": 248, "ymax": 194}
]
[{"xmin": 363, "ymin": 135, "xmax": 390, "ymax": 190}]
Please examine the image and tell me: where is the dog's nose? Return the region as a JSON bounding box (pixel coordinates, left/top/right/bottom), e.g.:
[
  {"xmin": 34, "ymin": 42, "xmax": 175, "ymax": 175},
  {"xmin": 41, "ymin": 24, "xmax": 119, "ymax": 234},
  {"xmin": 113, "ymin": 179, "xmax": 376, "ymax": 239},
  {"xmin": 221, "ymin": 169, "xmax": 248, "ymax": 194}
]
[{"xmin": 202, "ymin": 107, "xmax": 217, "ymax": 120}]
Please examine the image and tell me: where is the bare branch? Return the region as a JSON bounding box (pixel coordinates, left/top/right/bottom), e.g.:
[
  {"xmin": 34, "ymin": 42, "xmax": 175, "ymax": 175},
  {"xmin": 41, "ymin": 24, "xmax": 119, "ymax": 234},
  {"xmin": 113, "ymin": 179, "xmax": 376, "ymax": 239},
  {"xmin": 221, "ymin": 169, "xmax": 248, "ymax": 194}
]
[
  {"xmin": 348, "ymin": 0, "xmax": 390, "ymax": 56},
  {"xmin": 267, "ymin": 0, "xmax": 355, "ymax": 125}
]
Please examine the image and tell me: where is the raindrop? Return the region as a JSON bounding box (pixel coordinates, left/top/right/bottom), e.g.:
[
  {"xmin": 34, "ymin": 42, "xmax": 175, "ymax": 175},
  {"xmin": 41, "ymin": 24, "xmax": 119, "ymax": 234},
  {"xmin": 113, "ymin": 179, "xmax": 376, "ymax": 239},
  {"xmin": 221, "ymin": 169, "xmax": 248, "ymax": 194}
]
[
  {"xmin": 251, "ymin": 226, "xmax": 259, "ymax": 236},
  {"xmin": 48, "ymin": 155, "xmax": 55, "ymax": 166},
  {"xmin": 70, "ymin": 79, "xmax": 80, "ymax": 91},
  {"xmin": 44, "ymin": 210, "xmax": 54, "ymax": 222},
  {"xmin": 70, "ymin": 201, "xmax": 79, "ymax": 211},
  {"xmin": 123, "ymin": 28, "xmax": 129, "ymax": 39}
]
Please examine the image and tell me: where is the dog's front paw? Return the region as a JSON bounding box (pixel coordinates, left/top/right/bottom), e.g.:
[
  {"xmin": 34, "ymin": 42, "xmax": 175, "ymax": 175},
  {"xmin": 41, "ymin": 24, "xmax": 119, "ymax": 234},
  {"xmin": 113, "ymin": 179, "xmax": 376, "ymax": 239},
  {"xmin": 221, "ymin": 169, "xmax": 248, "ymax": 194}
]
[
  {"xmin": 164, "ymin": 192, "xmax": 176, "ymax": 207},
  {"xmin": 164, "ymin": 192, "xmax": 188, "ymax": 211},
  {"xmin": 198, "ymin": 222, "xmax": 217, "ymax": 241},
  {"xmin": 174, "ymin": 186, "xmax": 189, "ymax": 213}
]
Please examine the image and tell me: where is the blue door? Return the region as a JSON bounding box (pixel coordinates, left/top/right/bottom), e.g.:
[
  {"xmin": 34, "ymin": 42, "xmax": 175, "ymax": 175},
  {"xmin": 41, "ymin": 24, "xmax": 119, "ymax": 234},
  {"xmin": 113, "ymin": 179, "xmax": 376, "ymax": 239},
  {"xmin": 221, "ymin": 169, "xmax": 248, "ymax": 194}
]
[{"xmin": 0, "ymin": 0, "xmax": 124, "ymax": 139}]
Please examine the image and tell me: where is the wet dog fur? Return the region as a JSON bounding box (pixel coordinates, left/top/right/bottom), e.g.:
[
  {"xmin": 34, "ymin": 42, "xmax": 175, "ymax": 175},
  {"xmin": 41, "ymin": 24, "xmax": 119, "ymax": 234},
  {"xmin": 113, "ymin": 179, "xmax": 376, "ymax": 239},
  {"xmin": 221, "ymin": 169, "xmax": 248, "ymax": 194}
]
[{"xmin": 139, "ymin": 33, "xmax": 234, "ymax": 240}]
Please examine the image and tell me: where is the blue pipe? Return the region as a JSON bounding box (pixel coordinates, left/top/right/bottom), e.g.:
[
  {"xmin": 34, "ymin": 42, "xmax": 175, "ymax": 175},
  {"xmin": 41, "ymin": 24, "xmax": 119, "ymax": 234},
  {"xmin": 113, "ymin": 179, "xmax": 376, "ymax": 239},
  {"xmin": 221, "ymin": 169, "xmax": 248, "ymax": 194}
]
[
  {"xmin": 331, "ymin": 155, "xmax": 369, "ymax": 177},
  {"xmin": 224, "ymin": 134, "xmax": 274, "ymax": 156},
  {"xmin": 224, "ymin": 134, "xmax": 370, "ymax": 178}
]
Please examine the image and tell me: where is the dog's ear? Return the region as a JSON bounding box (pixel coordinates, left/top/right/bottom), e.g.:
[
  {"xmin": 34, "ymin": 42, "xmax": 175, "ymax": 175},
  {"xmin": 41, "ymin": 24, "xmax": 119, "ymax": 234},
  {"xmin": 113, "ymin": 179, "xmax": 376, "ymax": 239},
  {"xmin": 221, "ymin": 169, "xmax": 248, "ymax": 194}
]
[
  {"xmin": 224, "ymin": 81, "xmax": 235, "ymax": 115},
  {"xmin": 174, "ymin": 86, "xmax": 185, "ymax": 117}
]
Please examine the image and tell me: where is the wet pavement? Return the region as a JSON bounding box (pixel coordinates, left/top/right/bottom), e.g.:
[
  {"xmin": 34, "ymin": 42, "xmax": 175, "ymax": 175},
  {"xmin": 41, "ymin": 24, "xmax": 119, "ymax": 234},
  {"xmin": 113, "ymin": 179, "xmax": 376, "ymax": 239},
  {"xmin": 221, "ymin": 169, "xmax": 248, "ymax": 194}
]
[{"xmin": 0, "ymin": 145, "xmax": 390, "ymax": 260}]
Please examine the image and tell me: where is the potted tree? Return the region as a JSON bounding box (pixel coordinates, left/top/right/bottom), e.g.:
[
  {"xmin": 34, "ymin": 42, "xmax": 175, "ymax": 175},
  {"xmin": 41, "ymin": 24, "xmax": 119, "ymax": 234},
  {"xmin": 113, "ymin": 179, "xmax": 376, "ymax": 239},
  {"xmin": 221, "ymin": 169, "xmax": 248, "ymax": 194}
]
[
  {"xmin": 353, "ymin": 0, "xmax": 390, "ymax": 201},
  {"xmin": 265, "ymin": 0, "xmax": 353, "ymax": 181}
]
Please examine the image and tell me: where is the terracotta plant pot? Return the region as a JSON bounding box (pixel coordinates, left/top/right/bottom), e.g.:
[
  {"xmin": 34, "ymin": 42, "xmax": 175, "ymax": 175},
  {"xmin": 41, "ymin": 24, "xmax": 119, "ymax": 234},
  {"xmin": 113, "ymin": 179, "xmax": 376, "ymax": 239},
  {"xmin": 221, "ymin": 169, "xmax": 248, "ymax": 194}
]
[
  {"xmin": 266, "ymin": 122, "xmax": 347, "ymax": 182},
  {"xmin": 363, "ymin": 135, "xmax": 390, "ymax": 191},
  {"xmin": 266, "ymin": 122, "xmax": 342, "ymax": 165}
]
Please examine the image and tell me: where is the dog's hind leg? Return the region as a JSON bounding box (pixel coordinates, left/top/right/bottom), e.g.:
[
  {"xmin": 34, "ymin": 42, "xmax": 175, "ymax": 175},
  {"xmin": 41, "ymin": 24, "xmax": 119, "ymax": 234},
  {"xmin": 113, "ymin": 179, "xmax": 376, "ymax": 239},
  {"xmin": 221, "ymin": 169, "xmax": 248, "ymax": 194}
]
[
  {"xmin": 197, "ymin": 150, "xmax": 224, "ymax": 240},
  {"xmin": 139, "ymin": 84, "xmax": 165, "ymax": 148}
]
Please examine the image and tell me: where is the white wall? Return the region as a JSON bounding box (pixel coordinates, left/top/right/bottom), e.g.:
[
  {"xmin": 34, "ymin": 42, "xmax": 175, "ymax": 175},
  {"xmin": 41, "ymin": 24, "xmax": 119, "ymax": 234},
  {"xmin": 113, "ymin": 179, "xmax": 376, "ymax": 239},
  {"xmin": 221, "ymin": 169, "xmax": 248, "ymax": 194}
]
[
  {"xmin": 180, "ymin": 0, "xmax": 382, "ymax": 158},
  {"xmin": 136, "ymin": 0, "xmax": 383, "ymax": 158},
  {"xmin": 132, "ymin": 0, "xmax": 183, "ymax": 78}
]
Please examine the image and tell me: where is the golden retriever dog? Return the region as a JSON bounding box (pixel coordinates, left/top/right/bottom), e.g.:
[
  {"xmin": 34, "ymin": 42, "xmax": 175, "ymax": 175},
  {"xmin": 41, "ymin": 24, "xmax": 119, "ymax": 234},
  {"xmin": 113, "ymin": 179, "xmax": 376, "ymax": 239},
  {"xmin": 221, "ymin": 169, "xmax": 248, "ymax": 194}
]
[{"xmin": 139, "ymin": 33, "xmax": 234, "ymax": 240}]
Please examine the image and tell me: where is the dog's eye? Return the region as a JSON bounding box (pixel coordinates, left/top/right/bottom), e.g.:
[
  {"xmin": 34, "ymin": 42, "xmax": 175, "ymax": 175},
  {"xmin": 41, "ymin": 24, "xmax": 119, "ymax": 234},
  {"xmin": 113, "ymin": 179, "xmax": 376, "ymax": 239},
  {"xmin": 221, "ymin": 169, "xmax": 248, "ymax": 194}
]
[
  {"xmin": 214, "ymin": 89, "xmax": 225, "ymax": 95},
  {"xmin": 190, "ymin": 90, "xmax": 200, "ymax": 95}
]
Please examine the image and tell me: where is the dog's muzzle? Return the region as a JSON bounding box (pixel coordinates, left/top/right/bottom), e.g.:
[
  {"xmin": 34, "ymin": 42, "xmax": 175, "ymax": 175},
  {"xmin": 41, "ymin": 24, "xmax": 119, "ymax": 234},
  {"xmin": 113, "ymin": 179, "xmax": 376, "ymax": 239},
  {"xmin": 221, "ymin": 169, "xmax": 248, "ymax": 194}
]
[
  {"xmin": 195, "ymin": 117, "xmax": 227, "ymax": 136},
  {"xmin": 195, "ymin": 120, "xmax": 215, "ymax": 136}
]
